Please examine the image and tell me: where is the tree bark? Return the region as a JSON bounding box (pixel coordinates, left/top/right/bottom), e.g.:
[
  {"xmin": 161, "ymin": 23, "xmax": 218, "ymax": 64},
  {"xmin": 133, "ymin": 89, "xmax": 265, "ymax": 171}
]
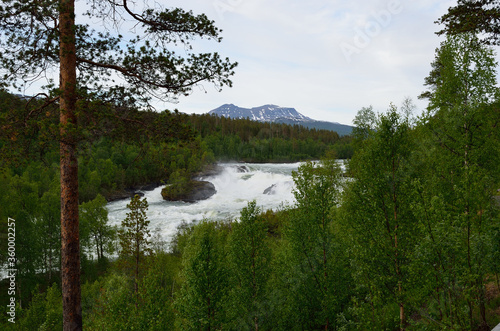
[{"xmin": 59, "ymin": 0, "xmax": 82, "ymax": 329}]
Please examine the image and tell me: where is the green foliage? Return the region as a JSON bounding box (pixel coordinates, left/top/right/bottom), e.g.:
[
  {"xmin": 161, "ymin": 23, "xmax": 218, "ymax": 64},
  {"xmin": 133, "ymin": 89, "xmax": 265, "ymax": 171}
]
[
  {"xmin": 176, "ymin": 221, "xmax": 231, "ymax": 330},
  {"xmin": 169, "ymin": 221, "xmax": 196, "ymax": 257},
  {"xmin": 427, "ymin": 34, "xmax": 497, "ymax": 114},
  {"xmin": 227, "ymin": 201, "xmax": 272, "ymax": 330},
  {"xmin": 80, "ymin": 194, "xmax": 116, "ymax": 261},
  {"xmin": 16, "ymin": 283, "xmax": 63, "ymax": 330},
  {"xmin": 77, "ymin": 134, "xmax": 210, "ymax": 202},
  {"xmin": 161, "ymin": 169, "xmax": 192, "ymax": 201},
  {"xmin": 268, "ymin": 159, "xmax": 353, "ymax": 330},
  {"xmin": 134, "ymin": 253, "xmax": 179, "ymax": 330},
  {"xmin": 118, "ymin": 194, "xmax": 152, "ymax": 308},
  {"xmin": 81, "ymin": 253, "xmax": 181, "ymax": 330},
  {"xmin": 119, "ymin": 195, "xmax": 151, "ymax": 260},
  {"xmin": 411, "ymin": 33, "xmax": 500, "ymax": 330},
  {"xmin": 190, "ymin": 113, "xmax": 351, "ymax": 161},
  {"xmin": 81, "ymin": 273, "xmax": 135, "ymax": 330},
  {"xmin": 0, "ymin": 164, "xmax": 62, "ymax": 308},
  {"xmin": 352, "ymin": 105, "xmax": 376, "ymax": 143},
  {"xmin": 0, "ymin": 1, "xmax": 237, "ymax": 103},
  {"xmin": 341, "ymin": 104, "xmax": 418, "ymax": 329},
  {"xmin": 437, "ymin": 0, "xmax": 500, "ymax": 46}
]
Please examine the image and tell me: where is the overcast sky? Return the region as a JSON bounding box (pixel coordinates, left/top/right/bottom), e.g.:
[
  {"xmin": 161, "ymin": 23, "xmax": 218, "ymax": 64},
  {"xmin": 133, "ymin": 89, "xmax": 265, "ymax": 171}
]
[
  {"xmin": 15, "ymin": 1, "xmax": 495, "ymax": 125},
  {"xmin": 153, "ymin": 0, "xmax": 469, "ymax": 125}
]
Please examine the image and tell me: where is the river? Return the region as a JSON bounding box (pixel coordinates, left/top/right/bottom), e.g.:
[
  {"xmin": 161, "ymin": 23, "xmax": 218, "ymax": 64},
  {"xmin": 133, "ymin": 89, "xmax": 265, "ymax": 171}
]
[{"xmin": 107, "ymin": 162, "xmax": 301, "ymax": 244}]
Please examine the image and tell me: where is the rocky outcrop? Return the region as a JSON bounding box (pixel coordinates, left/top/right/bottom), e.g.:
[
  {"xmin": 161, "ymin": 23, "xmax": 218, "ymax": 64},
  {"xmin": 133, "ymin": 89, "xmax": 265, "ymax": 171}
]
[
  {"xmin": 196, "ymin": 164, "xmax": 224, "ymax": 178},
  {"xmin": 185, "ymin": 181, "xmax": 217, "ymax": 202},
  {"xmin": 106, "ymin": 183, "xmax": 162, "ymax": 202},
  {"xmin": 263, "ymin": 184, "xmax": 277, "ymax": 195},
  {"xmin": 234, "ymin": 165, "xmax": 250, "ymax": 173},
  {"xmin": 162, "ymin": 180, "xmax": 216, "ymax": 203}
]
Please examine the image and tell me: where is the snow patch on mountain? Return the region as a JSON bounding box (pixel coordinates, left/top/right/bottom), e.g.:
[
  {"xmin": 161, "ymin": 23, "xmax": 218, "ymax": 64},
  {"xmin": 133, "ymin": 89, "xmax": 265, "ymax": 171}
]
[
  {"xmin": 208, "ymin": 104, "xmax": 353, "ymax": 136},
  {"xmin": 209, "ymin": 104, "xmax": 314, "ymax": 122}
]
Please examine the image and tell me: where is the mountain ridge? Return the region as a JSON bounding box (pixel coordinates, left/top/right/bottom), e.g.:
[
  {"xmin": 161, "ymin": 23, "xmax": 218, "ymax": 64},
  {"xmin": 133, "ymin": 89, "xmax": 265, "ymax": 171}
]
[{"xmin": 208, "ymin": 104, "xmax": 353, "ymax": 136}]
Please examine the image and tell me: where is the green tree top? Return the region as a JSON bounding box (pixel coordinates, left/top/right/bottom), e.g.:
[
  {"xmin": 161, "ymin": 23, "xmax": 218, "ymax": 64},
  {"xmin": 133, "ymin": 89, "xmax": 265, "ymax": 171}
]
[
  {"xmin": 119, "ymin": 194, "xmax": 151, "ymax": 259},
  {"xmin": 352, "ymin": 105, "xmax": 376, "ymax": 143},
  {"xmin": 422, "ymin": 33, "xmax": 498, "ymax": 118},
  {"xmin": 118, "ymin": 194, "xmax": 151, "ymax": 307},
  {"xmin": 437, "ymin": 0, "xmax": 500, "ymax": 46}
]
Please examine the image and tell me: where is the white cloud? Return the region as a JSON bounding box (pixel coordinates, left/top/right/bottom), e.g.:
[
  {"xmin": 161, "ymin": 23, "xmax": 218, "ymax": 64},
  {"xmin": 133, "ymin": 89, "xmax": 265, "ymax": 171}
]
[
  {"xmin": 19, "ymin": 0, "xmax": 500, "ymax": 126},
  {"xmin": 159, "ymin": 0, "xmax": 468, "ymax": 125}
]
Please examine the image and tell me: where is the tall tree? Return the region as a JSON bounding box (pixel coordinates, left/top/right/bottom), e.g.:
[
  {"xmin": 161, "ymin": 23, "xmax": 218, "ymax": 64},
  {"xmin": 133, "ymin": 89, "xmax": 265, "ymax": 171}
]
[
  {"xmin": 276, "ymin": 159, "xmax": 349, "ymax": 330},
  {"xmin": 228, "ymin": 201, "xmax": 271, "ymax": 331},
  {"xmin": 80, "ymin": 194, "xmax": 115, "ymax": 261},
  {"xmin": 342, "ymin": 104, "xmax": 417, "ymax": 330},
  {"xmin": 176, "ymin": 221, "xmax": 230, "ymax": 330},
  {"xmin": 416, "ymin": 33, "xmax": 499, "ymax": 330},
  {"xmin": 352, "ymin": 105, "xmax": 376, "ymax": 143},
  {"xmin": 59, "ymin": 1, "xmax": 81, "ymax": 328},
  {"xmin": 0, "ymin": 1, "xmax": 236, "ymax": 329},
  {"xmin": 118, "ymin": 194, "xmax": 151, "ymax": 307}
]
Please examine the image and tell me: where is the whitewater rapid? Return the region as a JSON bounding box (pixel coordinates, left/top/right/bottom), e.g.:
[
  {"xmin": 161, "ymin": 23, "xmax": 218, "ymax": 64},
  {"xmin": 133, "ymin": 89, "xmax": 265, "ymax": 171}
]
[{"xmin": 106, "ymin": 163, "xmax": 301, "ymax": 244}]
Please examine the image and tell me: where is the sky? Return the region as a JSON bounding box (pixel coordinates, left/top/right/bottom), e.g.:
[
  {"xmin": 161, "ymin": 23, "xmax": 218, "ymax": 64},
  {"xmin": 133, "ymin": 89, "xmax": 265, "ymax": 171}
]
[
  {"xmin": 153, "ymin": 0, "xmax": 461, "ymax": 125},
  {"xmin": 8, "ymin": 0, "xmax": 489, "ymax": 126}
]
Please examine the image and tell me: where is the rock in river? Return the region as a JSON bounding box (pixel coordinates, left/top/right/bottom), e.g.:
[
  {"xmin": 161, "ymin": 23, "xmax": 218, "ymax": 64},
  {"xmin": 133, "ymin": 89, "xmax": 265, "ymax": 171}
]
[
  {"xmin": 161, "ymin": 180, "xmax": 217, "ymax": 203},
  {"xmin": 263, "ymin": 184, "xmax": 277, "ymax": 195}
]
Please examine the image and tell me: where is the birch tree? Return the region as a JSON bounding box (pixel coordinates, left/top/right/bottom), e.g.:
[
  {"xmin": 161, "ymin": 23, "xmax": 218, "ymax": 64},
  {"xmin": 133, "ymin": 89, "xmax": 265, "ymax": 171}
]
[
  {"xmin": 342, "ymin": 105, "xmax": 418, "ymax": 330},
  {"xmin": 416, "ymin": 33, "xmax": 499, "ymax": 330}
]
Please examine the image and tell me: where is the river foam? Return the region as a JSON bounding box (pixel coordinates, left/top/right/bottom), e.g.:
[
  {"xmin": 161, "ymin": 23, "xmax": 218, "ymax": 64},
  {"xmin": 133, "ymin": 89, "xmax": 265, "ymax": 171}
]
[{"xmin": 107, "ymin": 162, "xmax": 300, "ymax": 244}]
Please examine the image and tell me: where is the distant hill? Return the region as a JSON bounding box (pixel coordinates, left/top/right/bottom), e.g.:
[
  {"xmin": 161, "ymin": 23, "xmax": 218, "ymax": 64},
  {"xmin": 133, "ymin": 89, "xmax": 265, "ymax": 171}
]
[{"xmin": 208, "ymin": 104, "xmax": 353, "ymax": 136}]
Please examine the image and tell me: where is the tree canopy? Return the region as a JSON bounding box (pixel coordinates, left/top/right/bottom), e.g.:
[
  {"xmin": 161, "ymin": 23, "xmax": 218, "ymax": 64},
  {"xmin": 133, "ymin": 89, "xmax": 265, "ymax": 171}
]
[
  {"xmin": 0, "ymin": 0, "xmax": 237, "ymax": 103},
  {"xmin": 437, "ymin": 0, "xmax": 500, "ymax": 45}
]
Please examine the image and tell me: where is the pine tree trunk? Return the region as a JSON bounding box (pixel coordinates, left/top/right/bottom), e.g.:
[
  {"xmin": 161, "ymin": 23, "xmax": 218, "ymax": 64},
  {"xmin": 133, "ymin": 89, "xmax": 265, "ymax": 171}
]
[{"xmin": 59, "ymin": 0, "xmax": 82, "ymax": 329}]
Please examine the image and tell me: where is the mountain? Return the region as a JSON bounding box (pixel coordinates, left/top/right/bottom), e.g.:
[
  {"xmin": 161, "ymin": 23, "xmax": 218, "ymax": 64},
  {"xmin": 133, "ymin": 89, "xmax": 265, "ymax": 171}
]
[
  {"xmin": 208, "ymin": 104, "xmax": 353, "ymax": 136},
  {"xmin": 209, "ymin": 104, "xmax": 312, "ymax": 122}
]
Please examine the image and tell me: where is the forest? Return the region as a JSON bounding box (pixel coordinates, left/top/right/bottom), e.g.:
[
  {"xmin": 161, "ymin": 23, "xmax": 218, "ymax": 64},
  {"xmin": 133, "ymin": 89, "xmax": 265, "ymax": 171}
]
[
  {"xmin": 1, "ymin": 0, "xmax": 500, "ymax": 330},
  {"xmin": 0, "ymin": 87, "xmax": 352, "ymax": 328}
]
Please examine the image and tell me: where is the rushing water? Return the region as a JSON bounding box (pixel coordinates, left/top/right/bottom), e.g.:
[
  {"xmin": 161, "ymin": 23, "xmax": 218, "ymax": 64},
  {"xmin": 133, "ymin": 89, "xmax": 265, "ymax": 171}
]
[{"xmin": 107, "ymin": 162, "xmax": 301, "ymax": 244}]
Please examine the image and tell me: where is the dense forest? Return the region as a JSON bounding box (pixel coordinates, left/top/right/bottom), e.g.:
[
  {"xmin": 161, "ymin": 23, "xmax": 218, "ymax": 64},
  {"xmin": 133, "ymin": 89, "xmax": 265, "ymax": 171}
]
[
  {"xmin": 188, "ymin": 113, "xmax": 353, "ymax": 161},
  {"xmin": 0, "ymin": 87, "xmax": 353, "ymax": 327},
  {"xmin": 2, "ymin": 32, "xmax": 500, "ymax": 329},
  {"xmin": 1, "ymin": 0, "xmax": 500, "ymax": 330}
]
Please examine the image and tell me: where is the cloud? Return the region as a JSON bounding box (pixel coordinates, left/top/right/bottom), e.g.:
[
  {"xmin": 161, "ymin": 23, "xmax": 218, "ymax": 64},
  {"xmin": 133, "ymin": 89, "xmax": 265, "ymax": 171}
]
[
  {"xmin": 161, "ymin": 0, "xmax": 466, "ymax": 125},
  {"xmin": 17, "ymin": 0, "xmax": 499, "ymax": 126}
]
